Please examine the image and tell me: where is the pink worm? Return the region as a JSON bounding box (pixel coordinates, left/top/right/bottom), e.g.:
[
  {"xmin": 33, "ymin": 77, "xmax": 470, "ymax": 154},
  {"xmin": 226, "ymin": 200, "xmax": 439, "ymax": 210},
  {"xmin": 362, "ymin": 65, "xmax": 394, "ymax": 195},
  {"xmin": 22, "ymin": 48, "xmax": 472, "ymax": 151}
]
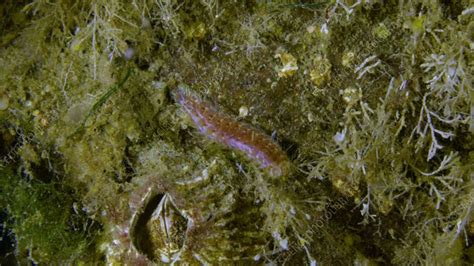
[{"xmin": 174, "ymin": 85, "xmax": 289, "ymax": 177}]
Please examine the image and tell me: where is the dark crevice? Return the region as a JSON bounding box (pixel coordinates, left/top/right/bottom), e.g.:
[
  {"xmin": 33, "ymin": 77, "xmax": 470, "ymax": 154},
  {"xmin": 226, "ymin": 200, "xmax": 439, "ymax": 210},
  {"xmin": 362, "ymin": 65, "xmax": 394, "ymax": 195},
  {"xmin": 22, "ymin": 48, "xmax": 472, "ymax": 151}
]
[{"xmin": 130, "ymin": 193, "xmax": 165, "ymax": 261}]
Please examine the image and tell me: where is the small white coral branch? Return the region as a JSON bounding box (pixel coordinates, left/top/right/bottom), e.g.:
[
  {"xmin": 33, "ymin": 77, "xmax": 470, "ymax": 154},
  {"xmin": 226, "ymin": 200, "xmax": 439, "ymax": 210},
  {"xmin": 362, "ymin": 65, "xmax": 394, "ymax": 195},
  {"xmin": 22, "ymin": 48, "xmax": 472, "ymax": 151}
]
[
  {"xmin": 331, "ymin": 0, "xmax": 362, "ymax": 16},
  {"xmin": 416, "ymin": 152, "xmax": 463, "ymax": 209},
  {"xmin": 452, "ymin": 204, "xmax": 472, "ymax": 245},
  {"xmin": 358, "ymin": 185, "xmax": 376, "ymax": 223},
  {"xmin": 412, "ymin": 94, "xmax": 456, "ymax": 161},
  {"xmin": 354, "ymin": 55, "xmax": 381, "ymax": 79},
  {"xmin": 419, "ymin": 152, "xmax": 456, "ymax": 176}
]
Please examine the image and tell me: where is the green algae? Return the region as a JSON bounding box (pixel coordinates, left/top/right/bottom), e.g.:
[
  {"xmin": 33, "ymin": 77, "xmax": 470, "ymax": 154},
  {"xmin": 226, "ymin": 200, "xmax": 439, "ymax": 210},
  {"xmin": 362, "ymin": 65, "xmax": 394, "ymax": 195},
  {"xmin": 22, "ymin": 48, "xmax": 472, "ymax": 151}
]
[
  {"xmin": 0, "ymin": 167, "xmax": 101, "ymax": 263},
  {"xmin": 0, "ymin": 0, "xmax": 473, "ymax": 264}
]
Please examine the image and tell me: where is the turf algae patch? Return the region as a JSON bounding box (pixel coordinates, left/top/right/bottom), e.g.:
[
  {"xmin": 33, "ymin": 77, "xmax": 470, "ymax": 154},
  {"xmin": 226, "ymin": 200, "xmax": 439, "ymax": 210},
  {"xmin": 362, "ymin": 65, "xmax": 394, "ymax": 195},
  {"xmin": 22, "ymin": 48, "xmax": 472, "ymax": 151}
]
[{"xmin": 0, "ymin": 167, "xmax": 101, "ymax": 264}]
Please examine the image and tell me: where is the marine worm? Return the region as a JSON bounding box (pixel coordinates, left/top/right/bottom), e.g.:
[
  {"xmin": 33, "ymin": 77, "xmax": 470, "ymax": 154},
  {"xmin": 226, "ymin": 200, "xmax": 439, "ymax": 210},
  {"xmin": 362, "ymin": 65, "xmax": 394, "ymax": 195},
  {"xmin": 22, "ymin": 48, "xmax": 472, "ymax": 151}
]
[{"xmin": 173, "ymin": 85, "xmax": 289, "ymax": 177}]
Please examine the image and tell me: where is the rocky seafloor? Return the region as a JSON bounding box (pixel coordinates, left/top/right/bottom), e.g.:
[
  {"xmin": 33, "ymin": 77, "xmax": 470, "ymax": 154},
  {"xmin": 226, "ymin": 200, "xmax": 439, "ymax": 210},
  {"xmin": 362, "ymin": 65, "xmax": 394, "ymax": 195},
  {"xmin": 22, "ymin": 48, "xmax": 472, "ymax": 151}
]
[{"xmin": 0, "ymin": 1, "xmax": 473, "ymax": 264}]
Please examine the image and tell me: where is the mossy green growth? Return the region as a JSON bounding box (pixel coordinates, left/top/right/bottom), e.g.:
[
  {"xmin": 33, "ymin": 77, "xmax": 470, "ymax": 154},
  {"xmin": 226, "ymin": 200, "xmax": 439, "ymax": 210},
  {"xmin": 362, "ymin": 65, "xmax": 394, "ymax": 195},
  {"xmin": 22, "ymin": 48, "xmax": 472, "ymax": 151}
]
[{"xmin": 0, "ymin": 167, "xmax": 100, "ymax": 264}]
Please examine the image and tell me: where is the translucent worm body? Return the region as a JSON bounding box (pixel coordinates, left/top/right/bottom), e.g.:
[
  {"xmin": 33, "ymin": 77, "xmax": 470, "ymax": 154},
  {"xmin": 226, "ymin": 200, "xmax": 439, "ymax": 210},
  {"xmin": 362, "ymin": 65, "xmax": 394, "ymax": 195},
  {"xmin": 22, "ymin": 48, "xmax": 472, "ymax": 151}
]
[{"xmin": 174, "ymin": 85, "xmax": 289, "ymax": 177}]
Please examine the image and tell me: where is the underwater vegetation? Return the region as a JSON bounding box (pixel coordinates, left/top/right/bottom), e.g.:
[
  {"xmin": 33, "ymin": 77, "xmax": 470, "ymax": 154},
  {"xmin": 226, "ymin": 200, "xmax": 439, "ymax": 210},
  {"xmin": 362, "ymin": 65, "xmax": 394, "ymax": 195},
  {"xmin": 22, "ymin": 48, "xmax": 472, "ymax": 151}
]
[{"xmin": 0, "ymin": 0, "xmax": 473, "ymax": 264}]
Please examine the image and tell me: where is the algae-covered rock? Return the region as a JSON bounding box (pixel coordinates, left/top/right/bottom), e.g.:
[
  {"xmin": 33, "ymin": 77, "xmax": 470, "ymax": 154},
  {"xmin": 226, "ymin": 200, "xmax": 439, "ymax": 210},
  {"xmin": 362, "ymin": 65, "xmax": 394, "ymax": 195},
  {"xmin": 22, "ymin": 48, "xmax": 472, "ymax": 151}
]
[{"xmin": 0, "ymin": 0, "xmax": 472, "ymax": 265}]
